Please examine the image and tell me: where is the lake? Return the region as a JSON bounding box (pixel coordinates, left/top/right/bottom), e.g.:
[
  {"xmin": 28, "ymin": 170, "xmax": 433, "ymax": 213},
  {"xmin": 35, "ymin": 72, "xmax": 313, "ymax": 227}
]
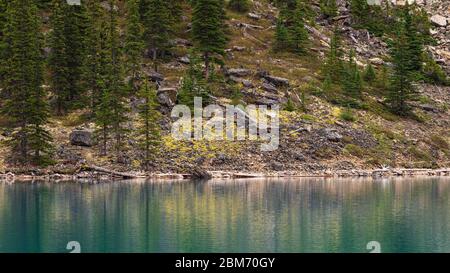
[{"xmin": 0, "ymin": 177, "xmax": 449, "ymax": 253}]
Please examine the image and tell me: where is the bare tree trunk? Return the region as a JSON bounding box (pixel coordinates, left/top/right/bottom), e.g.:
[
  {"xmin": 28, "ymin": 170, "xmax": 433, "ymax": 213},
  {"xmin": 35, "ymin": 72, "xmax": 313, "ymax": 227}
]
[
  {"xmin": 153, "ymin": 48, "xmax": 158, "ymax": 72},
  {"xmin": 204, "ymin": 52, "xmax": 210, "ymax": 80},
  {"xmin": 102, "ymin": 126, "xmax": 107, "ymax": 156}
]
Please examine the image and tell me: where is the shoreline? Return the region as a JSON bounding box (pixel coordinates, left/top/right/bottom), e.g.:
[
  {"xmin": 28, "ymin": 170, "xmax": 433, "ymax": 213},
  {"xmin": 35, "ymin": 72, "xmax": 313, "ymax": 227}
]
[{"xmin": 1, "ymin": 168, "xmax": 450, "ymax": 183}]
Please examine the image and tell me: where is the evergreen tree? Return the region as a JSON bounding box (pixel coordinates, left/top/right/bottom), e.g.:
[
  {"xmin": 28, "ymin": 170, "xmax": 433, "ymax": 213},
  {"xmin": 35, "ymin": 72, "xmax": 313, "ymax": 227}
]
[
  {"xmin": 95, "ymin": 0, "xmax": 129, "ymax": 160},
  {"xmin": 228, "ymin": 0, "xmax": 250, "ymax": 13},
  {"xmin": 403, "ymin": 4, "xmax": 423, "ymax": 74},
  {"xmin": 0, "ymin": 0, "xmax": 8, "ymax": 88},
  {"xmin": 136, "ymin": 79, "xmax": 161, "ymax": 170},
  {"xmin": 143, "ymin": 0, "xmax": 172, "ymax": 70},
  {"xmin": 350, "ymin": 0, "xmax": 369, "ymax": 26},
  {"xmin": 191, "ymin": 0, "xmax": 228, "ymax": 79},
  {"xmin": 363, "ymin": 63, "xmax": 376, "ymax": 83},
  {"xmin": 48, "ymin": 0, "xmax": 69, "ymax": 115},
  {"xmin": 342, "ymin": 50, "xmax": 362, "ymax": 99},
  {"xmin": 168, "ymin": 0, "xmax": 184, "ymax": 23},
  {"xmin": 320, "ymin": 0, "xmax": 337, "ymax": 18},
  {"xmin": 1, "ymin": 0, "xmax": 53, "ymax": 165},
  {"xmin": 273, "ymin": 0, "xmax": 309, "ymax": 54},
  {"xmin": 322, "ymin": 28, "xmax": 344, "ymax": 83},
  {"xmin": 84, "ymin": 0, "xmax": 107, "ymax": 112},
  {"xmin": 287, "ymin": 3, "xmax": 309, "ymax": 54},
  {"xmin": 124, "ymin": 0, "xmax": 144, "ymax": 93},
  {"xmin": 48, "ymin": 0, "xmax": 89, "ymax": 114},
  {"xmin": 274, "ymin": 18, "xmax": 289, "ymax": 51},
  {"xmin": 177, "ymin": 53, "xmax": 211, "ymax": 108},
  {"xmin": 386, "ymin": 28, "xmax": 417, "ymax": 115}
]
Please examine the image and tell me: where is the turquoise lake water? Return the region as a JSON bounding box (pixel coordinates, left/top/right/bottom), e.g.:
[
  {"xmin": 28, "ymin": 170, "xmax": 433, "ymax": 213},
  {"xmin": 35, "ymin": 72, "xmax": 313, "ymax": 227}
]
[{"xmin": 0, "ymin": 177, "xmax": 449, "ymax": 253}]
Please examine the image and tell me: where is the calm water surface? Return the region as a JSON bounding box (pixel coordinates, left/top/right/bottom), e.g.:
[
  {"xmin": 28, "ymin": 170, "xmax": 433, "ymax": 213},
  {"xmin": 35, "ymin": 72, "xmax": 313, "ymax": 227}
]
[{"xmin": 0, "ymin": 177, "xmax": 450, "ymax": 253}]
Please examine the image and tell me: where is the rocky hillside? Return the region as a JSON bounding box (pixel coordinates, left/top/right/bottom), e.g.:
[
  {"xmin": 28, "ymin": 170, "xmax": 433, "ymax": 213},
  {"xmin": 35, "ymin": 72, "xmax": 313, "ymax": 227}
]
[{"xmin": 0, "ymin": 0, "xmax": 449, "ymax": 176}]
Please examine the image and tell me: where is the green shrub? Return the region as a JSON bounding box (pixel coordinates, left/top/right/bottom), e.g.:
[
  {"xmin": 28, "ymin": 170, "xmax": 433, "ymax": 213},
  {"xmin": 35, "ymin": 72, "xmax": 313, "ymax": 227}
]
[
  {"xmin": 344, "ymin": 144, "xmax": 365, "ymax": 157},
  {"xmin": 339, "ymin": 108, "xmax": 356, "ymax": 122}
]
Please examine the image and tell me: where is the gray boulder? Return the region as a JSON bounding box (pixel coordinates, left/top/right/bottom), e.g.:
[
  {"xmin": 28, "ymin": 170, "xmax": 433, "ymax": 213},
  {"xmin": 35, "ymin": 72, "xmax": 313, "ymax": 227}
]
[
  {"xmin": 258, "ymin": 70, "xmax": 290, "ymax": 87},
  {"xmin": 320, "ymin": 128, "xmax": 343, "ymax": 142},
  {"xmin": 226, "ymin": 68, "xmax": 252, "ymax": 77},
  {"xmin": 261, "ymin": 82, "xmax": 278, "ymax": 93},
  {"xmin": 69, "ymin": 130, "xmax": 93, "ymax": 147},
  {"xmin": 143, "ymin": 68, "xmax": 164, "ymax": 82},
  {"xmin": 157, "ymin": 87, "xmax": 178, "ymax": 108}
]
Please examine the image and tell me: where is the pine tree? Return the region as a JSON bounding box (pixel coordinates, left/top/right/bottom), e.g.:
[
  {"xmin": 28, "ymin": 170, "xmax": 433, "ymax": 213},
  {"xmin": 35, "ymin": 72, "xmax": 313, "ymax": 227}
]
[
  {"xmin": 386, "ymin": 28, "xmax": 417, "ymax": 115},
  {"xmin": 1, "ymin": 0, "xmax": 53, "ymax": 165},
  {"xmin": 143, "ymin": 0, "xmax": 172, "ymax": 70},
  {"xmin": 49, "ymin": 0, "xmax": 69, "ymax": 115},
  {"xmin": 350, "ymin": 0, "xmax": 369, "ymax": 26},
  {"xmin": 84, "ymin": 0, "xmax": 107, "ymax": 112},
  {"xmin": 136, "ymin": 79, "xmax": 161, "ymax": 170},
  {"xmin": 287, "ymin": 3, "xmax": 309, "ymax": 54},
  {"xmin": 363, "ymin": 63, "xmax": 376, "ymax": 83},
  {"xmin": 322, "ymin": 28, "xmax": 344, "ymax": 84},
  {"xmin": 192, "ymin": 0, "xmax": 228, "ymax": 79},
  {"xmin": 403, "ymin": 4, "xmax": 423, "ymax": 74},
  {"xmin": 273, "ymin": 0, "xmax": 309, "ymax": 54},
  {"xmin": 274, "ymin": 18, "xmax": 289, "ymax": 51},
  {"xmin": 0, "ymin": 0, "xmax": 8, "ymax": 88},
  {"xmin": 228, "ymin": 0, "xmax": 250, "ymax": 12},
  {"xmin": 95, "ymin": 0, "xmax": 129, "ymax": 160},
  {"xmin": 168, "ymin": 0, "xmax": 184, "ymax": 23},
  {"xmin": 342, "ymin": 50, "xmax": 362, "ymax": 99},
  {"xmin": 124, "ymin": 0, "xmax": 144, "ymax": 93},
  {"xmin": 48, "ymin": 0, "xmax": 88, "ymax": 114},
  {"xmin": 320, "ymin": 0, "xmax": 337, "ymax": 19},
  {"xmin": 177, "ymin": 53, "xmax": 211, "ymax": 108}
]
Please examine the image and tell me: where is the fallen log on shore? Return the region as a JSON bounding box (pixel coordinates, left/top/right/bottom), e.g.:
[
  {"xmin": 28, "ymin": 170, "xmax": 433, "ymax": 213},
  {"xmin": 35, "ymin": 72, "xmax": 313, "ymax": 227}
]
[{"xmin": 81, "ymin": 165, "xmax": 146, "ymax": 179}]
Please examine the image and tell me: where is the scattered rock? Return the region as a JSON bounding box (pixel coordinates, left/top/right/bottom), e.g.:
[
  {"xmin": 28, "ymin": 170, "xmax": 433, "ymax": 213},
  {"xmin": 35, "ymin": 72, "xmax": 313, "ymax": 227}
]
[
  {"xmin": 178, "ymin": 56, "xmax": 190, "ymax": 64},
  {"xmin": 226, "ymin": 68, "xmax": 252, "ymax": 77},
  {"xmin": 258, "ymin": 70, "xmax": 290, "ymax": 87},
  {"xmin": 170, "ymin": 38, "xmax": 193, "ymax": 47},
  {"xmin": 143, "ymin": 68, "xmax": 164, "ymax": 82},
  {"xmin": 431, "ymin": 14, "xmax": 448, "ymax": 27},
  {"xmin": 242, "ymin": 79, "xmax": 254, "ymax": 88},
  {"xmin": 248, "ymin": 12, "xmax": 262, "ymax": 20},
  {"xmin": 370, "ymin": 57, "xmax": 384, "ymax": 65},
  {"xmin": 189, "ymin": 165, "xmax": 212, "ymax": 180},
  {"xmin": 157, "ymin": 87, "xmax": 178, "ymax": 108},
  {"xmin": 69, "ymin": 130, "xmax": 93, "ymax": 147},
  {"xmin": 270, "ymin": 161, "xmax": 284, "ymax": 171},
  {"xmin": 261, "ymin": 82, "xmax": 278, "ymax": 93},
  {"xmin": 232, "ymin": 46, "xmax": 246, "ymax": 52},
  {"xmin": 320, "ymin": 128, "xmax": 343, "ymax": 142}
]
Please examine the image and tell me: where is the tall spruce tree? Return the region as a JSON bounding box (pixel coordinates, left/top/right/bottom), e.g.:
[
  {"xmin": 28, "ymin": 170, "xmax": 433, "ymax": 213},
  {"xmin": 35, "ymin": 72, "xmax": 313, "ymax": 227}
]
[
  {"xmin": 143, "ymin": 0, "xmax": 172, "ymax": 71},
  {"xmin": 49, "ymin": 0, "xmax": 69, "ymax": 115},
  {"xmin": 136, "ymin": 79, "xmax": 161, "ymax": 170},
  {"xmin": 342, "ymin": 50, "xmax": 362, "ymax": 100},
  {"xmin": 386, "ymin": 27, "xmax": 417, "ymax": 115},
  {"xmin": 403, "ymin": 4, "xmax": 423, "ymax": 74},
  {"xmin": 1, "ymin": 0, "xmax": 53, "ymax": 165},
  {"xmin": 95, "ymin": 0, "xmax": 129, "ymax": 160},
  {"xmin": 85, "ymin": 0, "xmax": 107, "ymax": 112},
  {"xmin": 350, "ymin": 0, "xmax": 370, "ymax": 26},
  {"xmin": 228, "ymin": 0, "xmax": 250, "ymax": 12},
  {"xmin": 192, "ymin": 0, "xmax": 227, "ymax": 79},
  {"xmin": 0, "ymin": 0, "xmax": 8, "ymax": 89},
  {"xmin": 288, "ymin": 2, "xmax": 309, "ymax": 54},
  {"xmin": 320, "ymin": 0, "xmax": 337, "ymax": 18},
  {"xmin": 363, "ymin": 63, "xmax": 376, "ymax": 83},
  {"xmin": 48, "ymin": 0, "xmax": 88, "ymax": 114},
  {"xmin": 124, "ymin": 0, "xmax": 144, "ymax": 93},
  {"xmin": 322, "ymin": 28, "xmax": 344, "ymax": 84}
]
